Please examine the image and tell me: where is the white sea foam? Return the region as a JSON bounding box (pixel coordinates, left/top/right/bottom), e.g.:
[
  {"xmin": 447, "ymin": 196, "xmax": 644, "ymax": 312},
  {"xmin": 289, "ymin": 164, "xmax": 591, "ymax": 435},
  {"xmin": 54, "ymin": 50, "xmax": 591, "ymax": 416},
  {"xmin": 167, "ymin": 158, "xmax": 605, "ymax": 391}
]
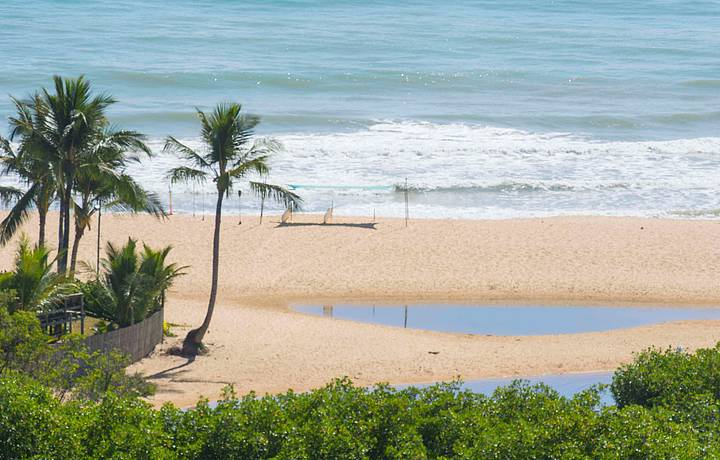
[
  {"xmin": 128, "ymin": 121, "xmax": 720, "ymax": 219},
  {"xmin": 4, "ymin": 122, "xmax": 720, "ymax": 219}
]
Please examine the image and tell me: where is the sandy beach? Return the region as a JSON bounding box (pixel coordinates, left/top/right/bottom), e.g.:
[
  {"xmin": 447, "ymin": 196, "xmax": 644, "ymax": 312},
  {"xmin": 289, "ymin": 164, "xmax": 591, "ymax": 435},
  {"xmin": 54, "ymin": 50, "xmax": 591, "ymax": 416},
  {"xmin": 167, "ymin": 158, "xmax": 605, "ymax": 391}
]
[{"xmin": 2, "ymin": 212, "xmax": 719, "ymax": 407}]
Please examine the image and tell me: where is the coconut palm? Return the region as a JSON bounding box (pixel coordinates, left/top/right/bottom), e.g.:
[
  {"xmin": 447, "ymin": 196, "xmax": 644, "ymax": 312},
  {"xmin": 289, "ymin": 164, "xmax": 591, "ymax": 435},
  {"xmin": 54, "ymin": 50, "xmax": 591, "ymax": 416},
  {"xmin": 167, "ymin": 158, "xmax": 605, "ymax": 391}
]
[
  {"xmin": 0, "ymin": 236, "xmax": 74, "ymax": 313},
  {"xmin": 0, "ymin": 96, "xmax": 56, "ymax": 247},
  {"xmin": 14, "ymin": 76, "xmax": 149, "ymax": 273},
  {"xmin": 82, "ymin": 238, "xmax": 185, "ymax": 327},
  {"xmin": 68, "ymin": 134, "xmax": 165, "ymax": 272},
  {"xmin": 165, "ymin": 103, "xmax": 301, "ymax": 353}
]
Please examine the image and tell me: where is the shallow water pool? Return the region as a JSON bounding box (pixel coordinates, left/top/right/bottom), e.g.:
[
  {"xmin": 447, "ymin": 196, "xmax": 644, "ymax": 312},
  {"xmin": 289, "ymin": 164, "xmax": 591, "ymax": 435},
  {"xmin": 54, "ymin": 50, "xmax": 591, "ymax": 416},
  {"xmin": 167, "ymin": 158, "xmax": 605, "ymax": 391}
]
[{"xmin": 293, "ymin": 303, "xmax": 720, "ymax": 335}]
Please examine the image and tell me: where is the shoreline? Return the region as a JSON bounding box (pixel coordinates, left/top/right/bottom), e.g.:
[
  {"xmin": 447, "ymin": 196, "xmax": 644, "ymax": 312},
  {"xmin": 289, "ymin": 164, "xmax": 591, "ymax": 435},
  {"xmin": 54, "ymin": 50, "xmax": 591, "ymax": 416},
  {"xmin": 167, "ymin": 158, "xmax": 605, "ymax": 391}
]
[{"xmin": 2, "ymin": 211, "xmax": 719, "ymax": 407}]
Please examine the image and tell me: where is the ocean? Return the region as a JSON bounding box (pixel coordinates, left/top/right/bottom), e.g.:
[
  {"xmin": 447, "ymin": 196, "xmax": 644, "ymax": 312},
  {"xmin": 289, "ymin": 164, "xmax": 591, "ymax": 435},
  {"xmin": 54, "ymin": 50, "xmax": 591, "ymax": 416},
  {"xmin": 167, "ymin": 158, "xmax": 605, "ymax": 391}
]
[{"xmin": 1, "ymin": 0, "xmax": 719, "ymax": 218}]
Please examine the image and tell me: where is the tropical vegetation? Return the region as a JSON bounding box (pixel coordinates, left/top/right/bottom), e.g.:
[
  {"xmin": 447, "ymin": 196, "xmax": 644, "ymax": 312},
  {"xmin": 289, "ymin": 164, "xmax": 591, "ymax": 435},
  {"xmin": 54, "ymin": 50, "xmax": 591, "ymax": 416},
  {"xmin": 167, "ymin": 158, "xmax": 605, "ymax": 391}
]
[
  {"xmin": 165, "ymin": 103, "xmax": 300, "ymax": 353},
  {"xmin": 80, "ymin": 238, "xmax": 185, "ymax": 328},
  {"xmin": 0, "ymin": 236, "xmax": 74, "ymax": 313},
  {"xmin": 3, "ymin": 331, "xmax": 720, "ymax": 458},
  {"xmin": 0, "ymin": 75, "xmax": 163, "ymax": 273}
]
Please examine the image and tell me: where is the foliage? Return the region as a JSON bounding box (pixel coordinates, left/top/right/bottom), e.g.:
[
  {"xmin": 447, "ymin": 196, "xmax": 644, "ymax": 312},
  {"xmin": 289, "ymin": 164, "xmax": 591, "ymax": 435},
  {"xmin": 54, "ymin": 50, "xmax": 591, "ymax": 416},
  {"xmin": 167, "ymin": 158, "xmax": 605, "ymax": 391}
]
[
  {"xmin": 163, "ymin": 321, "xmax": 177, "ymax": 337},
  {"xmin": 0, "ymin": 306, "xmax": 153, "ymax": 404},
  {"xmin": 81, "ymin": 238, "xmax": 184, "ymax": 327},
  {"xmin": 69, "ymin": 129, "xmax": 165, "ymax": 272},
  {"xmin": 165, "ymin": 102, "xmax": 301, "ymax": 351},
  {"xmin": 0, "ymin": 237, "xmax": 75, "ymax": 313},
  {"xmin": 6, "ymin": 304, "xmax": 720, "ymax": 458},
  {"xmin": 0, "ymin": 96, "xmax": 56, "ymax": 247},
  {"xmin": 612, "ymin": 345, "xmax": 720, "ymax": 409},
  {"xmin": 2, "ymin": 76, "xmax": 152, "ymax": 274}
]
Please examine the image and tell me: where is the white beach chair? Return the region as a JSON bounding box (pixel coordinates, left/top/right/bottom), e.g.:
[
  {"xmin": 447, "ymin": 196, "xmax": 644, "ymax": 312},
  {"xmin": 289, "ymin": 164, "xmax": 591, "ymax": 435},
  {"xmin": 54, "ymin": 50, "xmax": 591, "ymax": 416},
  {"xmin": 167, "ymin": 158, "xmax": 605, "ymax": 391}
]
[{"xmin": 281, "ymin": 207, "xmax": 292, "ymax": 223}]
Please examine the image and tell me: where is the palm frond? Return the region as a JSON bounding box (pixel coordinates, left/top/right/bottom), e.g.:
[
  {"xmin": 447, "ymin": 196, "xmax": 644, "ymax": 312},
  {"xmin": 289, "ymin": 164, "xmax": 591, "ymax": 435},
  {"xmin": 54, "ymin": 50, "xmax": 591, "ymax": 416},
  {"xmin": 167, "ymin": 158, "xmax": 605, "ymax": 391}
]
[
  {"xmin": 250, "ymin": 181, "xmax": 303, "ymax": 210},
  {"xmin": 166, "ymin": 166, "xmax": 208, "ymax": 185},
  {"xmin": 106, "ymin": 176, "xmax": 167, "ymax": 218},
  {"xmin": 227, "ymin": 155, "xmax": 270, "ymax": 179},
  {"xmin": 101, "ymin": 128, "xmax": 151, "ymax": 156},
  {"xmin": 163, "ymin": 136, "xmax": 211, "ymax": 169},
  {"xmin": 0, "ymin": 183, "xmax": 39, "ymax": 245},
  {"xmin": 0, "ymin": 186, "xmax": 24, "ymax": 206}
]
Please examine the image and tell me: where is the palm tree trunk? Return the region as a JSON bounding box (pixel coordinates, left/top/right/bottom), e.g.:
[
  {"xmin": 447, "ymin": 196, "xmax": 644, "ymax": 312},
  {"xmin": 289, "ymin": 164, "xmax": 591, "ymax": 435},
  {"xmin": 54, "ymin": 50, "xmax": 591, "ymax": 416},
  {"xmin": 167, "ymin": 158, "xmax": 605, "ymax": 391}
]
[
  {"xmin": 57, "ymin": 193, "xmax": 65, "ymax": 271},
  {"xmin": 69, "ymin": 224, "xmax": 84, "ymax": 273},
  {"xmin": 58, "ymin": 179, "xmax": 73, "ymax": 273},
  {"xmin": 38, "ymin": 207, "xmax": 47, "ymax": 248},
  {"xmin": 183, "ymin": 189, "xmax": 224, "ymax": 353}
]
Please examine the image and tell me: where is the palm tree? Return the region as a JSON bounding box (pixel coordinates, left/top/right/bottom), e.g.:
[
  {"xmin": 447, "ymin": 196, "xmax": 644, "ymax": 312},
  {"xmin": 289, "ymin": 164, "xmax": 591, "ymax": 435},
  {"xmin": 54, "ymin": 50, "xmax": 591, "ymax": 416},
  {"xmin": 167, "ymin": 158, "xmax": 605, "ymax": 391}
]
[
  {"xmin": 83, "ymin": 238, "xmax": 185, "ymax": 327},
  {"xmin": 0, "ymin": 96, "xmax": 56, "ymax": 247},
  {"xmin": 68, "ymin": 133, "xmax": 165, "ymax": 272},
  {"xmin": 13, "ymin": 76, "xmax": 149, "ymax": 273},
  {"xmin": 0, "ymin": 236, "xmax": 74, "ymax": 313},
  {"xmin": 165, "ymin": 103, "xmax": 301, "ymax": 353}
]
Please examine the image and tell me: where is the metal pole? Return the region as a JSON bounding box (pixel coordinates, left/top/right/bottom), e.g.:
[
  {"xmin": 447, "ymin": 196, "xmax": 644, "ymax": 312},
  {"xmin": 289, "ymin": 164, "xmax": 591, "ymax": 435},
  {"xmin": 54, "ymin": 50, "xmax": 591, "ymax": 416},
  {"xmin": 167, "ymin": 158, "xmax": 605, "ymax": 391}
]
[
  {"xmin": 96, "ymin": 200, "xmax": 101, "ymax": 278},
  {"xmin": 404, "ymin": 305, "xmax": 408, "ymax": 328}
]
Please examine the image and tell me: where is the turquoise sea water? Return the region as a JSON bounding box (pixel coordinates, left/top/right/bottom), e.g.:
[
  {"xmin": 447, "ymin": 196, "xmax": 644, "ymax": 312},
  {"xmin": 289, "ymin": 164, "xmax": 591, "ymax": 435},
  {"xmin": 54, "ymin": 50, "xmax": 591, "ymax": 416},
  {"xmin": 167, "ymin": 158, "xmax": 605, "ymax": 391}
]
[{"xmin": 1, "ymin": 1, "xmax": 719, "ymax": 217}]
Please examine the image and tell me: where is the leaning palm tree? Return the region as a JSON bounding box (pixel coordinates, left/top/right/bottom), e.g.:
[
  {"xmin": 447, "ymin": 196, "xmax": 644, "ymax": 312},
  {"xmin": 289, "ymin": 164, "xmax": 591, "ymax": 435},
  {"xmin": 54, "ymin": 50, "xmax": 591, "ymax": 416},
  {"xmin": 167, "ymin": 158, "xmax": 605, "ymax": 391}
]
[
  {"xmin": 15, "ymin": 76, "xmax": 149, "ymax": 273},
  {"xmin": 165, "ymin": 103, "xmax": 301, "ymax": 353}
]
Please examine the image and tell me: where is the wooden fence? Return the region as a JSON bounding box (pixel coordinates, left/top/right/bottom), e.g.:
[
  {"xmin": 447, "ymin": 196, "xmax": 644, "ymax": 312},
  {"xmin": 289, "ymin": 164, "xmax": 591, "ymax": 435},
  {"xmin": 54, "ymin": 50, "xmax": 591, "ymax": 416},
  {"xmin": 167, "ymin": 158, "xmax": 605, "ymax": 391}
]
[{"xmin": 83, "ymin": 308, "xmax": 164, "ymax": 363}]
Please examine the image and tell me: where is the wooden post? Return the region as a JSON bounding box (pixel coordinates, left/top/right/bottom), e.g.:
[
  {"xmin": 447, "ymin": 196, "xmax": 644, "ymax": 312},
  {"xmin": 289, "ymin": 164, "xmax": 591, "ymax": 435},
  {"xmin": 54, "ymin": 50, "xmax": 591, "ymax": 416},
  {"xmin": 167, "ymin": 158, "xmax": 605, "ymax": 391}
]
[{"xmin": 404, "ymin": 178, "xmax": 409, "ymax": 227}]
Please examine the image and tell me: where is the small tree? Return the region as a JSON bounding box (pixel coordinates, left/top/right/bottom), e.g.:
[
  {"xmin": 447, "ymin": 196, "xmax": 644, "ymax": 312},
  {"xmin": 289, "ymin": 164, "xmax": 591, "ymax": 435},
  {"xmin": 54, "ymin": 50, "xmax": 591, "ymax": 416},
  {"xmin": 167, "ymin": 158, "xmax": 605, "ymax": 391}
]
[
  {"xmin": 0, "ymin": 237, "xmax": 74, "ymax": 313},
  {"xmin": 82, "ymin": 238, "xmax": 185, "ymax": 328}
]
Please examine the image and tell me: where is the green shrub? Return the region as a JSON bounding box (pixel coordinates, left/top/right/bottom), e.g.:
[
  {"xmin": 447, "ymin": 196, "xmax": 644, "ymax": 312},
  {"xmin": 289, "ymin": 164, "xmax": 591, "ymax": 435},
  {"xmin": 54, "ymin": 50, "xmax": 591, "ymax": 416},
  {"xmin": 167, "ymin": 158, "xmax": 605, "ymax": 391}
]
[
  {"xmin": 4, "ymin": 324, "xmax": 720, "ymax": 458},
  {"xmin": 0, "ymin": 372, "xmax": 85, "ymax": 460},
  {"xmin": 611, "ymin": 345, "xmax": 720, "ymax": 409},
  {"xmin": 0, "ymin": 237, "xmax": 75, "ymax": 313}
]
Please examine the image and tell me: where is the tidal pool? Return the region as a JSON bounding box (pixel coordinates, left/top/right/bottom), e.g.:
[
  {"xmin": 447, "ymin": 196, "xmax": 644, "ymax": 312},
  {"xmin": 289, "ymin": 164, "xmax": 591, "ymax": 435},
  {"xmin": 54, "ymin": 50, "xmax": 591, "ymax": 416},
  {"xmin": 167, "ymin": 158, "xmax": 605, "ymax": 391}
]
[{"xmin": 293, "ymin": 303, "xmax": 720, "ymax": 335}]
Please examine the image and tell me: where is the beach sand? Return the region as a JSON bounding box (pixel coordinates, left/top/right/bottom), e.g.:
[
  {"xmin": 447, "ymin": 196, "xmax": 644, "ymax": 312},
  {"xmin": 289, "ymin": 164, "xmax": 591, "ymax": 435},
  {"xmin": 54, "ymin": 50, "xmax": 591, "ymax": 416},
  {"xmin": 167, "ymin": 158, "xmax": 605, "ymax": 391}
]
[{"xmin": 2, "ymin": 212, "xmax": 719, "ymax": 407}]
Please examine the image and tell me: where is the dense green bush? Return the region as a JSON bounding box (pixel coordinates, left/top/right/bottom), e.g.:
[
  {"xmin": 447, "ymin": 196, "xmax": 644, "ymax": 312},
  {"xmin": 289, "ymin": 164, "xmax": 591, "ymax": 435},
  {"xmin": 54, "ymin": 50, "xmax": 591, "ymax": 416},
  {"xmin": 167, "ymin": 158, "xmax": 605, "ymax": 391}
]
[
  {"xmin": 612, "ymin": 345, "xmax": 720, "ymax": 409},
  {"xmin": 0, "ymin": 306, "xmax": 153, "ymax": 403},
  {"xmin": 4, "ymin": 311, "xmax": 720, "ymax": 459},
  {"xmin": 3, "ymin": 372, "xmax": 720, "ymax": 460}
]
